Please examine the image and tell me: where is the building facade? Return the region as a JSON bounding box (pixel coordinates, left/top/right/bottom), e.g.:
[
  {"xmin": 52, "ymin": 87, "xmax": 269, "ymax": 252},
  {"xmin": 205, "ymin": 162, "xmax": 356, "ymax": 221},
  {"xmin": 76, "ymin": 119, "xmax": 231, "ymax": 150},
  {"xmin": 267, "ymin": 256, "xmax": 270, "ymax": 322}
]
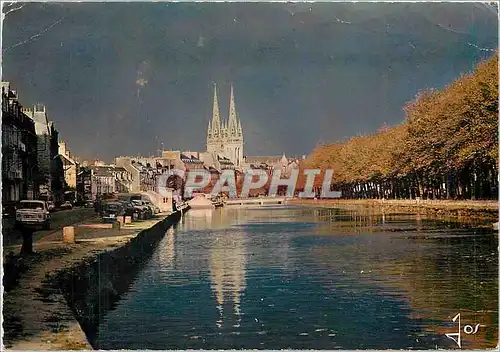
[
  {"xmin": 76, "ymin": 167, "xmax": 92, "ymax": 202},
  {"xmin": 58, "ymin": 141, "xmax": 79, "ymax": 188},
  {"xmin": 1, "ymin": 82, "xmax": 39, "ymax": 207},
  {"xmin": 23, "ymin": 104, "xmax": 65, "ymax": 203},
  {"xmin": 206, "ymin": 84, "xmax": 244, "ymax": 166},
  {"xmin": 244, "ymin": 154, "xmax": 301, "ymax": 177},
  {"xmin": 84, "ymin": 165, "xmax": 133, "ymax": 200}
]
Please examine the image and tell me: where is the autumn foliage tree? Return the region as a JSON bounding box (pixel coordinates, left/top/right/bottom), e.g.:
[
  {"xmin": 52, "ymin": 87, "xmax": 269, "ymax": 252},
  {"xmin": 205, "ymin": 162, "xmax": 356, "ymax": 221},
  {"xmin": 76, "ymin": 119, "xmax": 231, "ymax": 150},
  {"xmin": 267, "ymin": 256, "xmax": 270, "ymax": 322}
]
[{"xmin": 303, "ymin": 53, "xmax": 498, "ymax": 200}]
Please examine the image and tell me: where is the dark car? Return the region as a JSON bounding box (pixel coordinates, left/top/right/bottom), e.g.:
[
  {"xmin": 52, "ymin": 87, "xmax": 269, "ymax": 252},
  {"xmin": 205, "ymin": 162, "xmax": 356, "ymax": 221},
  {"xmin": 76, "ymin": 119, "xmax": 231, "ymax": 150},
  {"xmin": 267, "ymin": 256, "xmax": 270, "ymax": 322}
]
[
  {"xmin": 131, "ymin": 200, "xmax": 152, "ymax": 220},
  {"xmin": 117, "ymin": 200, "xmax": 139, "ymax": 220},
  {"xmin": 84, "ymin": 200, "xmax": 94, "ymax": 208},
  {"xmin": 102, "ymin": 202, "xmax": 124, "ymax": 218},
  {"xmin": 143, "ymin": 200, "xmax": 158, "ymax": 215}
]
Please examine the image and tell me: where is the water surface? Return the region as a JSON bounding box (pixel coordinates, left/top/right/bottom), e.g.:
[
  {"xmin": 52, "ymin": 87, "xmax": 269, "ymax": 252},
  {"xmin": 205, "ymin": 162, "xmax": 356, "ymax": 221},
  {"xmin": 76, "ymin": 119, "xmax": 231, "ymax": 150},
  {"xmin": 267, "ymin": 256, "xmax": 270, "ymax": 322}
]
[{"xmin": 97, "ymin": 206, "xmax": 498, "ymax": 349}]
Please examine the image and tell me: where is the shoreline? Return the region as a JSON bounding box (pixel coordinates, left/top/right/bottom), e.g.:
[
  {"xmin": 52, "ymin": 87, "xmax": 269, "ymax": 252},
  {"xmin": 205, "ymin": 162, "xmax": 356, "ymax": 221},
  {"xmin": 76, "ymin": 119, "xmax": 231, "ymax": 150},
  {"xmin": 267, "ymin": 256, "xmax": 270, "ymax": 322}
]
[
  {"xmin": 3, "ymin": 211, "xmax": 183, "ymax": 351},
  {"xmin": 287, "ymin": 198, "xmax": 498, "ymax": 221}
]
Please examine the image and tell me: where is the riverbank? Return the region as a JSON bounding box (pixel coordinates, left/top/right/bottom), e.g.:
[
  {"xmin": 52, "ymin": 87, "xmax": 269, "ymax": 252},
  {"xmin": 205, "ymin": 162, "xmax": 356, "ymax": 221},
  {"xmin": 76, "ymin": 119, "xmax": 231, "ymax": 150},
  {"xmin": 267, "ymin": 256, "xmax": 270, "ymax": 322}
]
[
  {"xmin": 288, "ymin": 198, "xmax": 498, "ymax": 221},
  {"xmin": 3, "ymin": 211, "xmax": 183, "ymax": 350}
]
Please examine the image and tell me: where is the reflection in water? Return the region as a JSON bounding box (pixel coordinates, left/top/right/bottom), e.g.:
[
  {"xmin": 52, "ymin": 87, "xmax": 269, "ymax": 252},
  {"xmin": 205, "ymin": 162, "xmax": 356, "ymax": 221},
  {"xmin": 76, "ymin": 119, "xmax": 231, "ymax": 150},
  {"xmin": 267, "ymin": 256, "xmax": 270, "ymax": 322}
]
[
  {"xmin": 166, "ymin": 208, "xmax": 249, "ymax": 329},
  {"xmin": 182, "ymin": 208, "xmax": 213, "ymax": 229},
  {"xmin": 157, "ymin": 227, "xmax": 175, "ymax": 268},
  {"xmin": 210, "ymin": 229, "xmax": 246, "ymax": 329},
  {"xmin": 182, "ymin": 208, "xmax": 243, "ymax": 231},
  {"xmin": 98, "ymin": 206, "xmax": 498, "ymax": 350}
]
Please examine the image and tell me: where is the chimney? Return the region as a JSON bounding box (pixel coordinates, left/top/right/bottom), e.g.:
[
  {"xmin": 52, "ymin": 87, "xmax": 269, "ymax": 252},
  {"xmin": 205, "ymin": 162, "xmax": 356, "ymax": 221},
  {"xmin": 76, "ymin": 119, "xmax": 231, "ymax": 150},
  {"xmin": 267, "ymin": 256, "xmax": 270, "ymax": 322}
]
[{"xmin": 58, "ymin": 141, "xmax": 67, "ymax": 156}]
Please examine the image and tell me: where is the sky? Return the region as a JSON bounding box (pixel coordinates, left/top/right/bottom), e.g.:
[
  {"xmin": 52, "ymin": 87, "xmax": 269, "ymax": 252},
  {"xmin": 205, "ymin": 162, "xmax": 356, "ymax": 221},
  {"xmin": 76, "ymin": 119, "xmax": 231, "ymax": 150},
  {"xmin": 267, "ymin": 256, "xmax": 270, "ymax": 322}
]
[{"xmin": 2, "ymin": 2, "xmax": 498, "ymax": 162}]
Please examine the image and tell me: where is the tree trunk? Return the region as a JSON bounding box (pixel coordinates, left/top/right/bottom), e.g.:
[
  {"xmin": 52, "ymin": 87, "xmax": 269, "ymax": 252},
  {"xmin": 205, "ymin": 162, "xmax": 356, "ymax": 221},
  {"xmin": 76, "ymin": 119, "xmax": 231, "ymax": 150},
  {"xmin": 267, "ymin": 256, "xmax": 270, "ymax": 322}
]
[
  {"xmin": 470, "ymin": 170, "xmax": 476, "ymax": 200},
  {"xmin": 20, "ymin": 229, "xmax": 34, "ymax": 255},
  {"xmin": 415, "ymin": 173, "xmax": 423, "ymax": 198}
]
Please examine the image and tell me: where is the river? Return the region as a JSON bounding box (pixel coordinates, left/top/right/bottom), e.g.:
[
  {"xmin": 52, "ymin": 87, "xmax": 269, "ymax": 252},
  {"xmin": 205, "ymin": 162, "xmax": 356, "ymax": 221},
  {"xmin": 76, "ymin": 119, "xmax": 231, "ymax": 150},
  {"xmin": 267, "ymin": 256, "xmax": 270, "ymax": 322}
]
[{"xmin": 97, "ymin": 205, "xmax": 498, "ymax": 349}]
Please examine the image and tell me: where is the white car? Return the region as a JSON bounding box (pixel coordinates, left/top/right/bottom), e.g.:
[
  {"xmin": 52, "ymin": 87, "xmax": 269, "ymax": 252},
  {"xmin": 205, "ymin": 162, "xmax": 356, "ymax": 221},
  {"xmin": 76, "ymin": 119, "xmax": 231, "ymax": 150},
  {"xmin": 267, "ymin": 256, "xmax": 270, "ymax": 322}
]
[
  {"xmin": 60, "ymin": 201, "xmax": 73, "ymax": 210},
  {"xmin": 15, "ymin": 200, "xmax": 51, "ymax": 230}
]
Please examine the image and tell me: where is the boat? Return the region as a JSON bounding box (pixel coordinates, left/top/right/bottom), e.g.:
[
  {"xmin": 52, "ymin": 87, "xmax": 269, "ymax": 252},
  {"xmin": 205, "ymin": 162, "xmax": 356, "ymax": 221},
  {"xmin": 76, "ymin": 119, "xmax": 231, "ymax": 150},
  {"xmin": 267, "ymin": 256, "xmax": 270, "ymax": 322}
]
[{"xmin": 187, "ymin": 194, "xmax": 215, "ymax": 209}]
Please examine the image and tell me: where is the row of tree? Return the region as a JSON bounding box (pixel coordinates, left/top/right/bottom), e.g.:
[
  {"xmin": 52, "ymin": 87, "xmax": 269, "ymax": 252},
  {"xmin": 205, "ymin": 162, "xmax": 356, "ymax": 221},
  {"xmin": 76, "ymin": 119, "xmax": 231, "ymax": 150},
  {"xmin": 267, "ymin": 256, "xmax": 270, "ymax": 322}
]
[{"xmin": 298, "ymin": 53, "xmax": 498, "ymax": 200}]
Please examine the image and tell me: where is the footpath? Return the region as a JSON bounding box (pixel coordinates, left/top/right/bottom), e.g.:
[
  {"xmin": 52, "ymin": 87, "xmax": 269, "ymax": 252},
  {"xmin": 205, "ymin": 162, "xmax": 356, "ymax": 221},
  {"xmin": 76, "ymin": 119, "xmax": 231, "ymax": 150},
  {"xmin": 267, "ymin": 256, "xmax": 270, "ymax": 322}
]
[
  {"xmin": 288, "ymin": 198, "xmax": 498, "ymax": 220},
  {"xmin": 3, "ymin": 212, "xmax": 180, "ymax": 350}
]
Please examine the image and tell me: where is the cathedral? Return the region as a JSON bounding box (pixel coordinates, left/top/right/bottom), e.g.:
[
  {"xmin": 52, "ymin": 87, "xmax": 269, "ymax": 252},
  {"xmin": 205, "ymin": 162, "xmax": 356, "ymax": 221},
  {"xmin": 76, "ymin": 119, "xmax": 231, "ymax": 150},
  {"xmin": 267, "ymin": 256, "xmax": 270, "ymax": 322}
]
[{"xmin": 206, "ymin": 84, "xmax": 244, "ymax": 166}]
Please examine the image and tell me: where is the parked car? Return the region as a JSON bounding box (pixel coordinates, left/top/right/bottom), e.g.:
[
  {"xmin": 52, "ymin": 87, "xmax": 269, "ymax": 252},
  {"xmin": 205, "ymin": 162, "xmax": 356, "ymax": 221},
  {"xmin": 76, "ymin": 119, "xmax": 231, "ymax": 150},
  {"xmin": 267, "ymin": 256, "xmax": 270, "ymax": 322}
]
[
  {"xmin": 141, "ymin": 200, "xmax": 155, "ymax": 217},
  {"xmin": 152, "ymin": 204, "xmax": 161, "ymax": 214},
  {"xmin": 60, "ymin": 201, "xmax": 73, "ymax": 210},
  {"xmin": 131, "ymin": 200, "xmax": 152, "ymax": 219},
  {"xmin": 101, "ymin": 202, "xmax": 124, "ymax": 218},
  {"xmin": 2, "ymin": 204, "xmax": 16, "ymax": 218},
  {"xmin": 129, "ymin": 194, "xmax": 142, "ymax": 202},
  {"xmin": 46, "ymin": 201, "xmax": 55, "ymax": 212},
  {"xmin": 117, "ymin": 201, "xmax": 139, "ymax": 220},
  {"xmin": 84, "ymin": 200, "xmax": 94, "ymax": 208},
  {"xmin": 143, "ymin": 200, "xmax": 159, "ymax": 215},
  {"xmin": 15, "ymin": 200, "xmax": 51, "ymax": 230}
]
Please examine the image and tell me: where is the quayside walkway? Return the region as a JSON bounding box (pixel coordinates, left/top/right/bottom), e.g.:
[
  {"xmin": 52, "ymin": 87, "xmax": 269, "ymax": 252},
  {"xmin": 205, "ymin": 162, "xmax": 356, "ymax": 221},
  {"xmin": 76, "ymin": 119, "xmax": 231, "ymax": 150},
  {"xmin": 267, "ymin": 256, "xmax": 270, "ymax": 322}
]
[
  {"xmin": 288, "ymin": 198, "xmax": 498, "ymax": 220},
  {"xmin": 224, "ymin": 197, "xmax": 287, "ymax": 206}
]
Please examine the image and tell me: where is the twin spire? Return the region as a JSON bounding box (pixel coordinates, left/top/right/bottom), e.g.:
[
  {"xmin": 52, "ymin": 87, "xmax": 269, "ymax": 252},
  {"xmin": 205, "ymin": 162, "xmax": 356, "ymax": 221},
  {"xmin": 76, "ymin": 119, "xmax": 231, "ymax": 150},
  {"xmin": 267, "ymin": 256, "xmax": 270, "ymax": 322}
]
[
  {"xmin": 207, "ymin": 83, "xmax": 242, "ymax": 139},
  {"xmin": 211, "ymin": 84, "xmax": 221, "ymax": 132}
]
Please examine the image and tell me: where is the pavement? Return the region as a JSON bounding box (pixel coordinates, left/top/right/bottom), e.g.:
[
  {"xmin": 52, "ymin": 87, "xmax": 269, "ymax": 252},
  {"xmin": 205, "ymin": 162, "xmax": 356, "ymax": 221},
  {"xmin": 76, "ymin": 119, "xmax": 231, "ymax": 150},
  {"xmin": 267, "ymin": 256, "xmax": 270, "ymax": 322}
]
[
  {"xmin": 2, "ymin": 207, "xmax": 97, "ymax": 247},
  {"xmin": 3, "ymin": 213, "xmax": 171, "ymax": 350}
]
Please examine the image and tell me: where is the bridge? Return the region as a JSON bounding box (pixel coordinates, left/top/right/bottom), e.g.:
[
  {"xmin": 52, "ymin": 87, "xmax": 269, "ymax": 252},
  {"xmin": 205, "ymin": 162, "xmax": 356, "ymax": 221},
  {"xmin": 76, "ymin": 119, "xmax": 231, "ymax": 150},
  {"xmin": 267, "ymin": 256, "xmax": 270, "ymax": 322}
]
[{"xmin": 224, "ymin": 197, "xmax": 287, "ymax": 206}]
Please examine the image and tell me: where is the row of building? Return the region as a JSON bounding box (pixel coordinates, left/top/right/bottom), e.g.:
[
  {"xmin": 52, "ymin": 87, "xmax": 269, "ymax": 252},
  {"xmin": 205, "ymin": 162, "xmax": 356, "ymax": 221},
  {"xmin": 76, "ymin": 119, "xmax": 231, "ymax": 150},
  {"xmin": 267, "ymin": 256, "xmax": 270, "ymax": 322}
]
[
  {"xmin": 76, "ymin": 84, "xmax": 303, "ymax": 201},
  {"xmin": 2, "ymin": 82, "xmax": 303, "ymax": 211},
  {"xmin": 1, "ymin": 82, "xmax": 66, "ymax": 210},
  {"xmin": 74, "ymin": 151, "xmax": 301, "ymax": 202}
]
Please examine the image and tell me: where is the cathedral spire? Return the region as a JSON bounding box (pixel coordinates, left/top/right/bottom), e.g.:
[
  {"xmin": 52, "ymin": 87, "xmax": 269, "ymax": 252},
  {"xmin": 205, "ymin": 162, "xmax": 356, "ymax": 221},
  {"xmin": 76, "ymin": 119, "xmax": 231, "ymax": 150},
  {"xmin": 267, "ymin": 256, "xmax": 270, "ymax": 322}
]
[
  {"xmin": 228, "ymin": 84, "xmax": 238, "ymax": 133},
  {"xmin": 212, "ymin": 83, "xmax": 221, "ymax": 133}
]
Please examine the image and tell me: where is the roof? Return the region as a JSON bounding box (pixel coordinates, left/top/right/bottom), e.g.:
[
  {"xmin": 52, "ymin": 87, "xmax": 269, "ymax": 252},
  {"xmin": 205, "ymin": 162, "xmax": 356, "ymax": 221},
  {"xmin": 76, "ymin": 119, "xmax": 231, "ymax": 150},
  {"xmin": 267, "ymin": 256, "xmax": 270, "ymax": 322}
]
[
  {"xmin": 250, "ymin": 164, "xmax": 271, "ymax": 169},
  {"xmin": 59, "ymin": 153, "xmax": 77, "ymax": 165},
  {"xmin": 217, "ymin": 155, "xmax": 234, "ymax": 165},
  {"xmin": 245, "ymin": 156, "xmax": 283, "ymax": 164},
  {"xmin": 181, "ymin": 154, "xmax": 203, "ymax": 163},
  {"xmin": 89, "ymin": 165, "xmax": 129, "ymax": 176}
]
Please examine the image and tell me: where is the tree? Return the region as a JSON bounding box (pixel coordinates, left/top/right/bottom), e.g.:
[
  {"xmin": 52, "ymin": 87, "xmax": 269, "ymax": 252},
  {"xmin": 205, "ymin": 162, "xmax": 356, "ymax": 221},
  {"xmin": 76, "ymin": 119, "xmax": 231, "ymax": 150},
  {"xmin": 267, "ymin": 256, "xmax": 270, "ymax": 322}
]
[
  {"xmin": 19, "ymin": 227, "xmax": 34, "ymax": 255},
  {"xmin": 300, "ymin": 53, "xmax": 498, "ymax": 200}
]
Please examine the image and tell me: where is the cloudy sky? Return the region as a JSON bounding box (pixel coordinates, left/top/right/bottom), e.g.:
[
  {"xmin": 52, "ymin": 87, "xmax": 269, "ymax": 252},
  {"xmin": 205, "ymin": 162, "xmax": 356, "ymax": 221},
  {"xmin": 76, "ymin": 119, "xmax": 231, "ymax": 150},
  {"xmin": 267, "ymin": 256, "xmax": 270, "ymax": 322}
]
[{"xmin": 2, "ymin": 2, "xmax": 497, "ymax": 162}]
